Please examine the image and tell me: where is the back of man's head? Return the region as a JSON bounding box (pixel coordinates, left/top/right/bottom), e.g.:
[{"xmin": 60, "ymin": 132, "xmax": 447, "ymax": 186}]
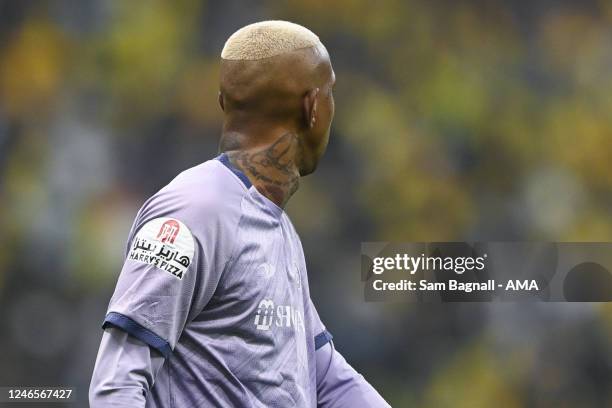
[
  {"xmin": 218, "ymin": 21, "xmax": 335, "ymax": 175},
  {"xmin": 221, "ymin": 20, "xmax": 321, "ymax": 61},
  {"xmin": 219, "ymin": 21, "xmax": 331, "ymax": 123}
]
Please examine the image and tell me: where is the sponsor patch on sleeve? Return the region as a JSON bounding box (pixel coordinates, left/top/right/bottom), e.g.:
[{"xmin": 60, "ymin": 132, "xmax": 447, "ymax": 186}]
[{"xmin": 127, "ymin": 217, "xmax": 195, "ymax": 280}]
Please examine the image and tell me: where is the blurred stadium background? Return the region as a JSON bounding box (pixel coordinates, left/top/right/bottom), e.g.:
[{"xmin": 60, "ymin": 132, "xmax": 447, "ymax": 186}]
[{"xmin": 0, "ymin": 1, "xmax": 611, "ymax": 407}]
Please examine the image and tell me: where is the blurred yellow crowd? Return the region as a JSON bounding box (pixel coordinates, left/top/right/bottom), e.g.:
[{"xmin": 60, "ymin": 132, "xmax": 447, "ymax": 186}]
[{"xmin": 0, "ymin": 1, "xmax": 610, "ymax": 406}]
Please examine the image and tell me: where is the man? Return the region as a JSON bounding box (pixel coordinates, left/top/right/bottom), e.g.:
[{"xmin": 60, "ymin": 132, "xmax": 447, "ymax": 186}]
[{"xmin": 90, "ymin": 20, "xmax": 389, "ymax": 407}]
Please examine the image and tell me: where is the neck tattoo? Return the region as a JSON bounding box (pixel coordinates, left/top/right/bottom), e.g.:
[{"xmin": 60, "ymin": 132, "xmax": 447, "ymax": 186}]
[{"xmin": 227, "ymin": 132, "xmax": 301, "ymax": 208}]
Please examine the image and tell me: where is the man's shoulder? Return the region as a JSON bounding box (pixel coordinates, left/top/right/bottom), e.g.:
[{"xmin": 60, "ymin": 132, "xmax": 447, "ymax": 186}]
[
  {"xmin": 135, "ymin": 158, "xmax": 246, "ymax": 236},
  {"xmin": 169, "ymin": 158, "xmax": 246, "ymax": 203}
]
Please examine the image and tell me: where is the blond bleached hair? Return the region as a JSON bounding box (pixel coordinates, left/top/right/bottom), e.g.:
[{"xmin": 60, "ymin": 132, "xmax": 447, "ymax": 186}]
[{"xmin": 221, "ymin": 20, "xmax": 321, "ymax": 61}]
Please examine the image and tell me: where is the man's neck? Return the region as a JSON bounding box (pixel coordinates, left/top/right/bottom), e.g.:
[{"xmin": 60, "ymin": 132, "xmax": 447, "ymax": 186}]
[{"xmin": 225, "ymin": 132, "xmax": 301, "ymax": 208}]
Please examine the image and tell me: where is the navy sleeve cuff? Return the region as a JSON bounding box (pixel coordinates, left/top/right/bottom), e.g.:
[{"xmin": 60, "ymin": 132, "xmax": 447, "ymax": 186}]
[
  {"xmin": 102, "ymin": 312, "xmax": 172, "ymax": 358},
  {"xmin": 314, "ymin": 330, "xmax": 333, "ymax": 350}
]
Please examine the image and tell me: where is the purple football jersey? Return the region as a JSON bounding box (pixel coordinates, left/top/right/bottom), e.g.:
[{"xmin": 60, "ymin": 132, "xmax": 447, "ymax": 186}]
[{"xmin": 102, "ymin": 154, "xmax": 332, "ymax": 407}]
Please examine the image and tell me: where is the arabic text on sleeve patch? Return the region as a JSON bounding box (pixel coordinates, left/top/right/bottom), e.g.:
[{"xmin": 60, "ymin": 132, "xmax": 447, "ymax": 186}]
[{"xmin": 128, "ymin": 217, "xmax": 195, "ymax": 279}]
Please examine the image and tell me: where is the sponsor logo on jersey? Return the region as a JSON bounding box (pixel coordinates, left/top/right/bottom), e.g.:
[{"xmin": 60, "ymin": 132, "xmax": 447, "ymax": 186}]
[
  {"xmin": 128, "ymin": 217, "xmax": 195, "ymax": 279},
  {"xmin": 254, "ymin": 299, "xmax": 305, "ymax": 333},
  {"xmin": 157, "ymin": 219, "xmax": 180, "ymax": 244}
]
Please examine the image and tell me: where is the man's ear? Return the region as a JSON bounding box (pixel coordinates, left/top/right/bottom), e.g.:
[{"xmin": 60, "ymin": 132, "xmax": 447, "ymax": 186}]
[
  {"xmin": 303, "ymin": 88, "xmax": 319, "ymax": 129},
  {"xmin": 218, "ymin": 91, "xmax": 225, "ymax": 111}
]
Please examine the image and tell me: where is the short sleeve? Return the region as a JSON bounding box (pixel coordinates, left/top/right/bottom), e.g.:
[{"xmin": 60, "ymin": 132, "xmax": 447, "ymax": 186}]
[
  {"xmin": 103, "ymin": 216, "xmax": 208, "ymax": 358},
  {"xmin": 307, "ymin": 298, "xmax": 333, "ymax": 351}
]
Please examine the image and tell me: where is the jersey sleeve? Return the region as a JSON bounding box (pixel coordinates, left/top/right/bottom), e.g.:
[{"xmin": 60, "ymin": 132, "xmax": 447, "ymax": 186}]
[
  {"xmin": 101, "ymin": 160, "xmax": 244, "ymax": 358},
  {"xmin": 315, "ymin": 342, "xmax": 391, "ymax": 407},
  {"xmin": 89, "ymin": 327, "xmax": 165, "ymax": 407},
  {"xmin": 102, "ymin": 215, "xmax": 207, "ymax": 357},
  {"xmin": 308, "ymin": 298, "xmax": 334, "ymax": 351}
]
